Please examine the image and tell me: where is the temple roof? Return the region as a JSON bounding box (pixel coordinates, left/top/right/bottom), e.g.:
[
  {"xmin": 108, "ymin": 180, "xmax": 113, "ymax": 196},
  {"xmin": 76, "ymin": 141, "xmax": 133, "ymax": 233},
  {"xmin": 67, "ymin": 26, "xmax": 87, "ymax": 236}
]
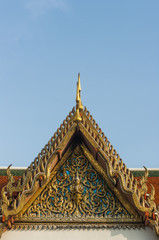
[{"xmin": 0, "ymin": 74, "xmax": 159, "ymax": 237}]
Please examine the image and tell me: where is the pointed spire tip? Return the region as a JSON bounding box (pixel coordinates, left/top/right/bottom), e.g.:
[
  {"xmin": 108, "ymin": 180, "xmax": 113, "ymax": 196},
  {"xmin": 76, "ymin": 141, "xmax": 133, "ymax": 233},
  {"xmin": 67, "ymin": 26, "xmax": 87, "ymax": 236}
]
[{"xmin": 76, "ymin": 72, "xmax": 83, "ymax": 110}]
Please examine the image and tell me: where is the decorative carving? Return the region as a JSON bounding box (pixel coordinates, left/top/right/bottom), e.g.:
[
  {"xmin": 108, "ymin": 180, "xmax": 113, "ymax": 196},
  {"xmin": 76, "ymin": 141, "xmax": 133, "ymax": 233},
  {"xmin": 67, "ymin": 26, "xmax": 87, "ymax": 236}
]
[
  {"xmin": 80, "ymin": 112, "xmax": 157, "ymax": 214},
  {"xmin": 22, "ymin": 145, "xmax": 131, "ymax": 220},
  {"xmin": 147, "ymin": 184, "xmax": 156, "ymax": 210},
  {"xmin": 1, "ymin": 108, "xmax": 77, "ymax": 217},
  {"xmin": 11, "ymin": 222, "xmax": 145, "ymax": 231},
  {"xmin": 0, "ymin": 77, "xmax": 158, "ymax": 238},
  {"xmin": 2, "ymin": 106, "xmax": 156, "ymax": 222},
  {"xmin": 2, "ymin": 164, "xmax": 32, "ymax": 210},
  {"xmin": 154, "ymin": 209, "xmax": 159, "ymax": 237},
  {"xmin": 139, "ymin": 166, "xmax": 148, "ymax": 195}
]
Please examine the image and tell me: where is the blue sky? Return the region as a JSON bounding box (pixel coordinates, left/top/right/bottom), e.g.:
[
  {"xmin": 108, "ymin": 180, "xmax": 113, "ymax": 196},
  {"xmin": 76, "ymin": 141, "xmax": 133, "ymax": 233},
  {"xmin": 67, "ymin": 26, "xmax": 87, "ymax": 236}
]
[{"xmin": 0, "ymin": 0, "xmax": 159, "ymax": 168}]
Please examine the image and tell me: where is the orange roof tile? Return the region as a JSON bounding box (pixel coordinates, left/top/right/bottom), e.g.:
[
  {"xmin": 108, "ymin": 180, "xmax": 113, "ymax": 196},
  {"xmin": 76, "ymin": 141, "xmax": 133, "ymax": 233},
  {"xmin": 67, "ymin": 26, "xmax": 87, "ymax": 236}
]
[{"xmin": 135, "ymin": 176, "xmax": 159, "ymax": 206}]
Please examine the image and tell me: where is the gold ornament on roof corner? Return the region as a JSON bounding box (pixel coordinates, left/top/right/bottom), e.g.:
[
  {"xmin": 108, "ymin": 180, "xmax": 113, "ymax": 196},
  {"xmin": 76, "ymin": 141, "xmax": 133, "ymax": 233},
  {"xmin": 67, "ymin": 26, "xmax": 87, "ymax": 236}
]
[
  {"xmin": 147, "ymin": 184, "xmax": 156, "ymax": 210},
  {"xmin": 138, "ymin": 166, "xmax": 156, "ymax": 210},
  {"xmin": 139, "ymin": 166, "xmax": 148, "ymax": 195}
]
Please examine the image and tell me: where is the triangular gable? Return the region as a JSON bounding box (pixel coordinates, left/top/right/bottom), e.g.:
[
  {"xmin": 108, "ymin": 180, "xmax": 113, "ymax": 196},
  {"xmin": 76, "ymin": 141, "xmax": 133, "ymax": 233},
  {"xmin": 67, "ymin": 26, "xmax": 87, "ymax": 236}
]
[
  {"xmin": 0, "ymin": 74, "xmax": 158, "ymax": 237},
  {"xmin": 13, "ymin": 141, "xmax": 142, "ymax": 229}
]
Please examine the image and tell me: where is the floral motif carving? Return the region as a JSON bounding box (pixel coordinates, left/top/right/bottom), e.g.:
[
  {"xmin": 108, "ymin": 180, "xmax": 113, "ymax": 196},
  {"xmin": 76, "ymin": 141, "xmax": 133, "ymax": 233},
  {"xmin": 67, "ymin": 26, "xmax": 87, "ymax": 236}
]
[{"xmin": 23, "ymin": 146, "xmax": 131, "ymax": 219}]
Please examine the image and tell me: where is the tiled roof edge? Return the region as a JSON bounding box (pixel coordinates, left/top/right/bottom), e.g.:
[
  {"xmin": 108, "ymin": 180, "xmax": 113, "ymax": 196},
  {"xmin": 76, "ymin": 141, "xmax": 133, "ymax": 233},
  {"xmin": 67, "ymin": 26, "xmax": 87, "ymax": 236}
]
[
  {"xmin": 129, "ymin": 168, "xmax": 159, "ymax": 171},
  {"xmin": 0, "ymin": 167, "xmax": 159, "ymax": 177},
  {"xmin": 131, "ymin": 171, "xmax": 159, "ymax": 177},
  {"xmin": 0, "ymin": 167, "xmax": 27, "ymax": 169},
  {"xmin": 0, "ymin": 169, "xmax": 26, "ymax": 176},
  {"xmin": 0, "ymin": 167, "xmax": 158, "ymax": 170}
]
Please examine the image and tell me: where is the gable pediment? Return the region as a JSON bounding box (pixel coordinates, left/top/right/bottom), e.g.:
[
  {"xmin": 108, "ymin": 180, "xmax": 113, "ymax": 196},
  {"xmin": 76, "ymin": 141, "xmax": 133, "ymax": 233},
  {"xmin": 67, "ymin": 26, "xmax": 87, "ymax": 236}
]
[{"xmin": 14, "ymin": 141, "xmax": 142, "ymax": 228}]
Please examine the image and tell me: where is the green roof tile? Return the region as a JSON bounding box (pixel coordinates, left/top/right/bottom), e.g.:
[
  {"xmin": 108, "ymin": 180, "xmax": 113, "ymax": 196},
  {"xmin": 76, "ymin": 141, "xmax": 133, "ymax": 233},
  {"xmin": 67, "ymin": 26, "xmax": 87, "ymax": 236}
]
[
  {"xmin": 0, "ymin": 169, "xmax": 159, "ymax": 177},
  {"xmin": 0, "ymin": 169, "xmax": 25, "ymax": 176},
  {"xmin": 131, "ymin": 170, "xmax": 159, "ymax": 177}
]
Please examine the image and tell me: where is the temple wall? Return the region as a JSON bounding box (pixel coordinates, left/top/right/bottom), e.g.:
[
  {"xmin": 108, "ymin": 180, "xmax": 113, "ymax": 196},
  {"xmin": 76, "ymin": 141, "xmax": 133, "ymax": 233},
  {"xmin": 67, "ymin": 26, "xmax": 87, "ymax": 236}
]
[{"xmin": 1, "ymin": 228, "xmax": 158, "ymax": 240}]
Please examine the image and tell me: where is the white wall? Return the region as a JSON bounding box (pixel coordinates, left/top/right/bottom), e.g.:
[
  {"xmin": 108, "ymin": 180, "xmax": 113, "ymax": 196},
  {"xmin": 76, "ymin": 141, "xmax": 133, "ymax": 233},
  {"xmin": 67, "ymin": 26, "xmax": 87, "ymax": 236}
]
[{"xmin": 1, "ymin": 228, "xmax": 158, "ymax": 240}]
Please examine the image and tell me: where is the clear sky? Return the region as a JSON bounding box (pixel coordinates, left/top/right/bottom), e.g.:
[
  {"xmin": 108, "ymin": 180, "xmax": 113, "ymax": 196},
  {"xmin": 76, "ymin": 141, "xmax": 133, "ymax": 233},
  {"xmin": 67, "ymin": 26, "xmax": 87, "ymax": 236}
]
[{"xmin": 0, "ymin": 0, "xmax": 159, "ymax": 168}]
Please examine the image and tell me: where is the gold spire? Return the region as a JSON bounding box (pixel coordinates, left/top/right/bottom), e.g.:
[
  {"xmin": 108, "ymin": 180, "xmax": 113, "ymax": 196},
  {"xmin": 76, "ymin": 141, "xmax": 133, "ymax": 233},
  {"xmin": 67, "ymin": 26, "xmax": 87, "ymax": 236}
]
[
  {"xmin": 74, "ymin": 73, "xmax": 83, "ymax": 123},
  {"xmin": 76, "ymin": 73, "xmax": 83, "ymax": 110}
]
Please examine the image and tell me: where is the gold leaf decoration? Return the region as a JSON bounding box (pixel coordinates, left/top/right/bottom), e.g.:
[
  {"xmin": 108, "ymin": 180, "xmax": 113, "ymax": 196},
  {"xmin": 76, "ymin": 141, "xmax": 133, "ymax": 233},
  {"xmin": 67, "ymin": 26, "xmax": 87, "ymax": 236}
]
[{"xmin": 23, "ymin": 145, "xmax": 131, "ymax": 220}]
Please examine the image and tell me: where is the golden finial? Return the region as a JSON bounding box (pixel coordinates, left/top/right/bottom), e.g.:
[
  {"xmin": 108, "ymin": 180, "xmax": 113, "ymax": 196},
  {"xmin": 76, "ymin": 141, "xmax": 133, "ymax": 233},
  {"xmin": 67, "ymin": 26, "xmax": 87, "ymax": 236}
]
[
  {"xmin": 74, "ymin": 73, "xmax": 83, "ymax": 122},
  {"xmin": 76, "ymin": 73, "xmax": 83, "ymax": 110}
]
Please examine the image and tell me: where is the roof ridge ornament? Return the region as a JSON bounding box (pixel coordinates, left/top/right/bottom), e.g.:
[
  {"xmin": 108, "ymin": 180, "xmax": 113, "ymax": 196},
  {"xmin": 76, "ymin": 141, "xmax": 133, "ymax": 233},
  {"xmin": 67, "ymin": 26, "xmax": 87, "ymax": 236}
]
[
  {"xmin": 76, "ymin": 73, "xmax": 83, "ymax": 110},
  {"xmin": 74, "ymin": 73, "xmax": 83, "ymax": 122}
]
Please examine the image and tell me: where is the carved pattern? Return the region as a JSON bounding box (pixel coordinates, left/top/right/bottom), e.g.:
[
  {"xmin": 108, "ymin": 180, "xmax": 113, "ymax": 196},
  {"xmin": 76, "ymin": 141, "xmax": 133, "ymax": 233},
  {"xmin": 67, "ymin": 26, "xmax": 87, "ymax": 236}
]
[
  {"xmin": 1, "ymin": 107, "xmax": 156, "ymax": 219},
  {"xmin": 23, "ymin": 146, "xmax": 130, "ymax": 219},
  {"xmin": 11, "ymin": 223, "xmax": 145, "ymax": 231},
  {"xmin": 0, "ymin": 81, "xmax": 158, "ymax": 237},
  {"xmin": 1, "ymin": 108, "xmax": 76, "ymax": 217},
  {"xmin": 81, "ymin": 109, "xmax": 156, "ymax": 212}
]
